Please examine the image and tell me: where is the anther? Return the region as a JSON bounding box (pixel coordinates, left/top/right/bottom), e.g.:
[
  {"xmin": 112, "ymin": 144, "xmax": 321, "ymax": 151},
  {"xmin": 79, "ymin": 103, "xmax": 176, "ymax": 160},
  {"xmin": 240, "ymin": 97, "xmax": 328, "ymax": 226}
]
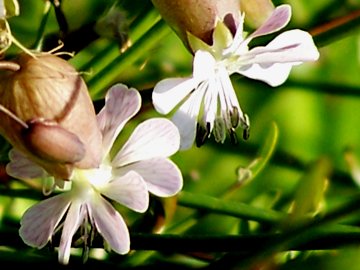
[
  {"xmin": 229, "ymin": 106, "xmax": 240, "ymax": 128},
  {"xmin": 196, "ymin": 122, "xmax": 211, "ymax": 147}
]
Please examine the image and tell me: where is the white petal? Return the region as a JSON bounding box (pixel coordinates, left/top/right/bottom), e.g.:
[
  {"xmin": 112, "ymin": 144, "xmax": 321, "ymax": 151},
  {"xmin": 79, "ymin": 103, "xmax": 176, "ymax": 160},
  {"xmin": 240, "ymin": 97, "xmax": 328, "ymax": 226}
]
[
  {"xmin": 238, "ymin": 62, "xmax": 293, "ymax": 87},
  {"xmin": 193, "ymin": 50, "xmax": 216, "ymax": 79},
  {"xmin": 19, "ymin": 193, "xmax": 71, "ymax": 249},
  {"xmin": 89, "ymin": 194, "xmax": 130, "ymax": 255},
  {"xmin": 116, "ymin": 158, "xmax": 183, "ymax": 197},
  {"xmin": 172, "ymin": 83, "xmax": 207, "ymax": 150},
  {"xmin": 152, "ymin": 50, "xmax": 215, "ymax": 116},
  {"xmin": 237, "ymin": 30, "xmax": 319, "ymax": 86},
  {"xmin": 113, "ymin": 118, "xmax": 180, "ymax": 166},
  {"xmin": 97, "ymin": 84, "xmax": 141, "ymax": 157},
  {"xmin": 152, "ymin": 77, "xmax": 198, "ymax": 114},
  {"xmin": 203, "ymin": 77, "xmax": 218, "ymax": 128},
  {"xmin": 172, "ymin": 103, "xmax": 197, "ymax": 150},
  {"xmin": 58, "ymin": 201, "xmax": 85, "ymax": 265},
  {"xmin": 223, "ymin": 14, "xmax": 245, "ymax": 55},
  {"xmin": 100, "ymin": 171, "xmax": 149, "ymax": 212},
  {"xmin": 6, "ymin": 148, "xmax": 46, "ymax": 179},
  {"xmin": 246, "ymin": 4, "xmax": 291, "ymax": 40},
  {"xmin": 217, "ymin": 67, "xmax": 244, "ymax": 119},
  {"xmin": 245, "ymin": 30, "xmax": 320, "ymax": 64}
]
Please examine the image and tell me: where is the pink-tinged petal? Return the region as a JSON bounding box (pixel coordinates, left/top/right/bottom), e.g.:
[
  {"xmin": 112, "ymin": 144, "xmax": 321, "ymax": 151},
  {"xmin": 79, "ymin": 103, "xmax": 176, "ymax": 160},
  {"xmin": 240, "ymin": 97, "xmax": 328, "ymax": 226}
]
[
  {"xmin": 19, "ymin": 193, "xmax": 71, "ymax": 249},
  {"xmin": 97, "ymin": 84, "xmax": 141, "ymax": 158},
  {"xmin": 100, "ymin": 171, "xmax": 149, "ymax": 213},
  {"xmin": 152, "ymin": 77, "xmax": 198, "ymax": 114},
  {"xmin": 113, "ymin": 118, "xmax": 180, "ymax": 166},
  {"xmin": 246, "ymin": 4, "xmax": 291, "ymax": 41},
  {"xmin": 223, "ymin": 14, "xmax": 245, "ymax": 55},
  {"xmin": 58, "ymin": 201, "xmax": 85, "ymax": 265},
  {"xmin": 237, "ymin": 30, "xmax": 319, "ymax": 86},
  {"xmin": 117, "ymin": 158, "xmax": 183, "ymax": 197},
  {"xmin": 238, "ymin": 62, "xmax": 293, "ymax": 87},
  {"xmin": 89, "ymin": 194, "xmax": 130, "ymax": 255},
  {"xmin": 245, "ymin": 30, "xmax": 320, "ymax": 64},
  {"xmin": 6, "ymin": 148, "xmax": 46, "ymax": 179}
]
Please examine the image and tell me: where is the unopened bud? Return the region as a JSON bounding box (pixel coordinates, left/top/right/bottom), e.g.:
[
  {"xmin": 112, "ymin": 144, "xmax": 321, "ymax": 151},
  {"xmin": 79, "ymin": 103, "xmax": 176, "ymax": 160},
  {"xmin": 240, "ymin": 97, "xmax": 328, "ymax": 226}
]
[
  {"xmin": 239, "ymin": 0, "xmax": 275, "ymax": 28},
  {"xmin": 151, "ymin": 0, "xmax": 241, "ymax": 51},
  {"xmin": 0, "ymin": 52, "xmax": 102, "ymax": 179}
]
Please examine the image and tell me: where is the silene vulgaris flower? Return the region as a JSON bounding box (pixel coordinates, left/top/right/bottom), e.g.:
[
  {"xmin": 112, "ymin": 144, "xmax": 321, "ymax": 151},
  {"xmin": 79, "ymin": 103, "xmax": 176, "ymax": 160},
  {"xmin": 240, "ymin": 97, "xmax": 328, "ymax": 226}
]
[
  {"xmin": 152, "ymin": 4, "xmax": 320, "ymax": 150},
  {"xmin": 9, "ymin": 84, "xmax": 183, "ymax": 265}
]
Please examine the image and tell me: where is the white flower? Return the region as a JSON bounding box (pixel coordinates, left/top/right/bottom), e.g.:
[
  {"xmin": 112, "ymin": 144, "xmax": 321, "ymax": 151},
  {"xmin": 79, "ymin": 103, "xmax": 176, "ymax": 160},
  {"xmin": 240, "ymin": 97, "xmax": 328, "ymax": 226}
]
[
  {"xmin": 13, "ymin": 84, "xmax": 183, "ymax": 265},
  {"xmin": 152, "ymin": 4, "xmax": 320, "ymax": 149}
]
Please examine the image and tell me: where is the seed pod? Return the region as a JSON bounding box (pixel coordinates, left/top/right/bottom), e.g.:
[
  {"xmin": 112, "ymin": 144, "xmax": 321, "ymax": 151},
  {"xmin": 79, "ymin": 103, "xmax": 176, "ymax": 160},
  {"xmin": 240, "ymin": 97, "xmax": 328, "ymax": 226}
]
[
  {"xmin": 151, "ymin": 0, "xmax": 241, "ymax": 51},
  {"xmin": 0, "ymin": 52, "xmax": 102, "ymax": 179}
]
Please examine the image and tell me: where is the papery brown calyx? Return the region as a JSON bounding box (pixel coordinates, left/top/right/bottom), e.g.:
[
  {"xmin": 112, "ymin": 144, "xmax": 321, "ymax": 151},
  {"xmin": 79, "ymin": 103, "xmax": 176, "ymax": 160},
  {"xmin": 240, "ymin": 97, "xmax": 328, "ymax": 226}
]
[
  {"xmin": 151, "ymin": 0, "xmax": 241, "ymax": 52},
  {"xmin": 0, "ymin": 52, "xmax": 102, "ymax": 179}
]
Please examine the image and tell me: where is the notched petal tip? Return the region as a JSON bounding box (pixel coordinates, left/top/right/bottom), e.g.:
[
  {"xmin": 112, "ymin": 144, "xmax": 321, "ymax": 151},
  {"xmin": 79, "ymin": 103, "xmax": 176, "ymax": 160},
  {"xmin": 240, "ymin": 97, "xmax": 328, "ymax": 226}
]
[
  {"xmin": 98, "ymin": 83, "xmax": 142, "ymax": 157},
  {"xmin": 113, "ymin": 118, "xmax": 181, "ymax": 166},
  {"xmin": 6, "ymin": 148, "xmax": 46, "ymax": 179},
  {"xmin": 246, "ymin": 4, "xmax": 292, "ymax": 41}
]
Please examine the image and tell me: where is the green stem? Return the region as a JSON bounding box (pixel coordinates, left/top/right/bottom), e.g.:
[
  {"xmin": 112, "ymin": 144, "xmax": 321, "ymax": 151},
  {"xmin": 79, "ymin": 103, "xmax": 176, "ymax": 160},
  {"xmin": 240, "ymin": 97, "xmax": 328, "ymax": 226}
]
[
  {"xmin": 86, "ymin": 19, "xmax": 169, "ymax": 100},
  {"xmin": 130, "ymin": 224, "xmax": 360, "ymax": 252},
  {"xmin": 2, "ymin": 224, "xmax": 360, "ymax": 253},
  {"xmin": 178, "ymin": 191, "xmax": 285, "ymax": 225},
  {"xmin": 207, "ymin": 194, "xmax": 360, "ymax": 269},
  {"xmin": 33, "ymin": 1, "xmax": 52, "ymax": 51}
]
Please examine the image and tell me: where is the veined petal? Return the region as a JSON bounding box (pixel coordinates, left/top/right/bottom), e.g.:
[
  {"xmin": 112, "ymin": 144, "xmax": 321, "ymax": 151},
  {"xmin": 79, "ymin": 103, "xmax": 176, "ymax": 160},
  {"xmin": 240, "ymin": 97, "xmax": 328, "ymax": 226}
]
[
  {"xmin": 89, "ymin": 193, "xmax": 131, "ymax": 255},
  {"xmin": 238, "ymin": 62, "xmax": 293, "ymax": 87},
  {"xmin": 97, "ymin": 84, "xmax": 141, "ymax": 158},
  {"xmin": 244, "ymin": 30, "xmax": 320, "ymax": 65},
  {"xmin": 116, "ymin": 158, "xmax": 183, "ymax": 197},
  {"xmin": 6, "ymin": 148, "xmax": 47, "ymax": 179},
  {"xmin": 202, "ymin": 76, "xmax": 218, "ymax": 129},
  {"xmin": 236, "ymin": 30, "xmax": 319, "ymax": 87},
  {"xmin": 152, "ymin": 77, "xmax": 198, "ymax": 114},
  {"xmin": 245, "ymin": 4, "xmax": 291, "ymax": 41},
  {"xmin": 58, "ymin": 200, "xmax": 85, "ymax": 265},
  {"xmin": 217, "ymin": 67, "xmax": 243, "ymax": 118},
  {"xmin": 100, "ymin": 171, "xmax": 149, "ymax": 212},
  {"xmin": 113, "ymin": 118, "xmax": 180, "ymax": 166},
  {"xmin": 19, "ymin": 193, "xmax": 71, "ymax": 249}
]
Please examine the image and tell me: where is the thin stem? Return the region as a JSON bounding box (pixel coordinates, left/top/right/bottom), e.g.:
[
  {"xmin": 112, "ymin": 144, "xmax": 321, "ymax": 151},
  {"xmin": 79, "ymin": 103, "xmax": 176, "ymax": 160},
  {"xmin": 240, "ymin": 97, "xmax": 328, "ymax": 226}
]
[
  {"xmin": 33, "ymin": 1, "xmax": 52, "ymax": 51},
  {"xmin": 87, "ymin": 19, "xmax": 170, "ymax": 99},
  {"xmin": 178, "ymin": 191, "xmax": 285, "ymax": 225},
  {"xmin": 311, "ymin": 9, "xmax": 360, "ymax": 47}
]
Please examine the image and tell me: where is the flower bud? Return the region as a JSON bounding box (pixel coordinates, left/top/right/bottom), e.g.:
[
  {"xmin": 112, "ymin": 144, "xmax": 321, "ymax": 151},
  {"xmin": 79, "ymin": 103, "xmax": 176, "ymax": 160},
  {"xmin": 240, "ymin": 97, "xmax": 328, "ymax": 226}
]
[
  {"xmin": 0, "ymin": 52, "xmax": 102, "ymax": 179},
  {"xmin": 151, "ymin": 0, "xmax": 241, "ymax": 51},
  {"xmin": 239, "ymin": 0, "xmax": 275, "ymax": 28}
]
